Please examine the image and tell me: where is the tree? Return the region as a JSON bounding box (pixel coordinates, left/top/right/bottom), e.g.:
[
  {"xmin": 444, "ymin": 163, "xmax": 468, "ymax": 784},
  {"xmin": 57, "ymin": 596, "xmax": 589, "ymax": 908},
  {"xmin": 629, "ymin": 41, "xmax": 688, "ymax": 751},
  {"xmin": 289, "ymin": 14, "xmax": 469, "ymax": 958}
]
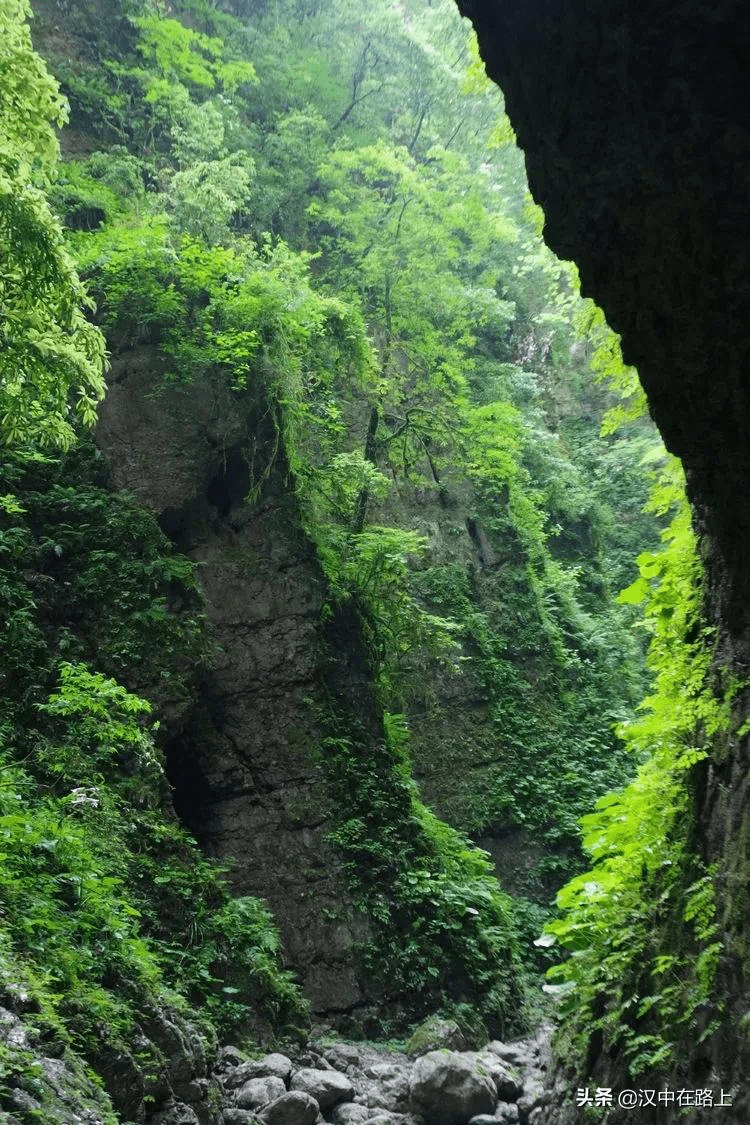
[{"xmin": 0, "ymin": 0, "xmax": 106, "ymax": 448}]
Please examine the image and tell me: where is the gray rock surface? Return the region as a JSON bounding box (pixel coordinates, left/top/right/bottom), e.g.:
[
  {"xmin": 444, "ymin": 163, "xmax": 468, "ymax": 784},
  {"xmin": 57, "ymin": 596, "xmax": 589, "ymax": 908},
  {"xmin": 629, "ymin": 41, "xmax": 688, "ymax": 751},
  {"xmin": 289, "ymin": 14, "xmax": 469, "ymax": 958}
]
[
  {"xmin": 329, "ymin": 1105, "xmax": 373, "ymax": 1125},
  {"xmin": 259, "ymin": 1055, "xmax": 294, "ymax": 1082},
  {"xmin": 223, "ymin": 1111, "xmax": 260, "ymax": 1125},
  {"xmin": 290, "ymin": 1068, "xmax": 354, "ymax": 1110},
  {"xmin": 409, "ymin": 1050, "xmax": 497, "ymax": 1125},
  {"xmin": 454, "ymin": 0, "xmax": 750, "ymax": 1108},
  {"xmin": 225, "ymin": 1057, "xmax": 292, "ymax": 1092},
  {"xmin": 216, "ymin": 1047, "xmax": 248, "ymax": 1073},
  {"xmin": 259, "ymin": 1091, "xmax": 320, "ymax": 1125},
  {"xmin": 96, "ymin": 359, "xmax": 375, "ymax": 1020},
  {"xmin": 516, "ymin": 1080, "xmax": 548, "ymax": 1122},
  {"xmin": 0, "ymin": 1002, "xmax": 223, "ymax": 1125},
  {"xmin": 405, "ymin": 1018, "xmax": 468, "ymax": 1058},
  {"xmin": 236, "ymin": 1076, "xmax": 287, "ymax": 1110},
  {"xmin": 211, "ymin": 1027, "xmax": 550, "ymax": 1125},
  {"xmin": 468, "ymin": 1108, "xmax": 521, "ymax": 1125},
  {"xmin": 150, "ymin": 1102, "xmax": 202, "ymax": 1125},
  {"xmin": 324, "ymin": 1045, "xmax": 362, "ymax": 1072},
  {"xmin": 473, "ymin": 1052, "xmax": 523, "ymax": 1103},
  {"xmin": 361, "ymin": 1062, "xmax": 410, "ymax": 1112}
]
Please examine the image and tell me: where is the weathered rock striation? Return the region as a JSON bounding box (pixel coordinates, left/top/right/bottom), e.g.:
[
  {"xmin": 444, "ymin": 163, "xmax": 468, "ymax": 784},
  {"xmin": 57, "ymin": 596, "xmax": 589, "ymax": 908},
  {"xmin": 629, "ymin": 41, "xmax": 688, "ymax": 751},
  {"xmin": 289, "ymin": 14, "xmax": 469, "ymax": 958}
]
[
  {"xmin": 96, "ymin": 351, "xmax": 372, "ymax": 1021},
  {"xmin": 455, "ymin": 0, "xmax": 750, "ymax": 1116}
]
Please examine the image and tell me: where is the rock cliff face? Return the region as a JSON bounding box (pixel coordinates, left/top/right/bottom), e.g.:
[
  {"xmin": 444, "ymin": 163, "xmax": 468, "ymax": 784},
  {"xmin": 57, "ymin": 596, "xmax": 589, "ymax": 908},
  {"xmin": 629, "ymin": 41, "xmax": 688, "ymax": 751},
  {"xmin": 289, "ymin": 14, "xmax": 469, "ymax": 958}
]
[
  {"xmin": 455, "ymin": 0, "xmax": 750, "ymax": 1113},
  {"xmin": 97, "ymin": 348, "xmax": 371, "ymax": 1022}
]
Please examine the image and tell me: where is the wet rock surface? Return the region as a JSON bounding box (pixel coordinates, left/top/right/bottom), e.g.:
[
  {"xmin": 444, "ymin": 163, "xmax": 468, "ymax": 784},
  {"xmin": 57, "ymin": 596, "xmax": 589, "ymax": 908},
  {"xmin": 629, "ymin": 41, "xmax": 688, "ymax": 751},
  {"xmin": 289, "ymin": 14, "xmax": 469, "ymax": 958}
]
[
  {"xmin": 209, "ymin": 1029, "xmax": 551, "ymax": 1125},
  {"xmin": 95, "ymin": 360, "xmax": 377, "ymax": 1020}
]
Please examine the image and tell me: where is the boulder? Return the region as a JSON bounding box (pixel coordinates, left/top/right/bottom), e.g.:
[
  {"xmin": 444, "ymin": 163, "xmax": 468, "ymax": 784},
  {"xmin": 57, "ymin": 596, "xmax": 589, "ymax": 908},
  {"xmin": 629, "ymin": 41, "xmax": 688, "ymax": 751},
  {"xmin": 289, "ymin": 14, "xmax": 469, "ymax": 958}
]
[
  {"xmin": 294, "ymin": 1053, "xmax": 335, "ymax": 1070},
  {"xmin": 468, "ymin": 1106, "xmax": 520, "ymax": 1125},
  {"xmin": 516, "ymin": 1081, "xmax": 547, "ymax": 1123},
  {"xmin": 149, "ymin": 1101, "xmax": 201, "ymax": 1125},
  {"xmin": 474, "ymin": 1053, "xmax": 523, "ymax": 1103},
  {"xmin": 223, "ymin": 1111, "xmax": 260, "ymax": 1125},
  {"xmin": 484, "ymin": 1043, "xmax": 533, "ymax": 1071},
  {"xmin": 361, "ymin": 1062, "xmax": 409, "ymax": 1112},
  {"xmin": 225, "ymin": 1056, "xmax": 293, "ymax": 1089},
  {"xmin": 216, "ymin": 1046, "xmax": 247, "ymax": 1072},
  {"xmin": 495, "ymin": 1107, "xmax": 521, "ymax": 1124},
  {"xmin": 236, "ymin": 1076, "xmax": 287, "ymax": 1109},
  {"xmin": 290, "ymin": 1067, "xmax": 354, "ymax": 1110},
  {"xmin": 405, "ymin": 1018, "xmax": 468, "ymax": 1058},
  {"xmin": 330, "ymin": 1104, "xmax": 373, "ymax": 1125},
  {"xmin": 324, "ymin": 1045, "xmax": 362, "ymax": 1072},
  {"xmin": 259, "ymin": 1055, "xmax": 294, "ymax": 1083},
  {"xmin": 409, "ymin": 1051, "xmax": 497, "ymax": 1125},
  {"xmin": 260, "ymin": 1091, "xmax": 319, "ymax": 1125}
]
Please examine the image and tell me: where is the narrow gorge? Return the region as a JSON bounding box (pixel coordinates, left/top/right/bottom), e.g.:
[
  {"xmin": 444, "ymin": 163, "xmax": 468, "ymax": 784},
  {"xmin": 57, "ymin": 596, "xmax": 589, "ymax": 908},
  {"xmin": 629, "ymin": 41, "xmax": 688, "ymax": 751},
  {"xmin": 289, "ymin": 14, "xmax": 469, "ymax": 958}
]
[{"xmin": 1, "ymin": 1, "xmax": 747, "ymax": 1123}]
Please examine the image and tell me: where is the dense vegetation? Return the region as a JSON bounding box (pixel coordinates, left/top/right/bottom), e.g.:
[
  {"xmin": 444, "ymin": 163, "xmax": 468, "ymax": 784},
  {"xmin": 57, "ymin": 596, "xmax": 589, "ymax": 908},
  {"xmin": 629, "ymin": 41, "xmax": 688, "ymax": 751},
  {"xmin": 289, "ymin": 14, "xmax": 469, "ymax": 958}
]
[
  {"xmin": 540, "ymin": 355, "xmax": 734, "ymax": 1099},
  {"xmin": 1, "ymin": 0, "xmax": 728, "ymax": 1115}
]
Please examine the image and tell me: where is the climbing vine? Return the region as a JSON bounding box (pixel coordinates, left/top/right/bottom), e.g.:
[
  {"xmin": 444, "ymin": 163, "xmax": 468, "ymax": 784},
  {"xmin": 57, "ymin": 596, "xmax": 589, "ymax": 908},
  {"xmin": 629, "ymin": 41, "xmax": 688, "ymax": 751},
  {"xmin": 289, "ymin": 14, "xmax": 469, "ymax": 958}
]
[{"xmin": 541, "ymin": 364, "xmax": 730, "ymax": 1087}]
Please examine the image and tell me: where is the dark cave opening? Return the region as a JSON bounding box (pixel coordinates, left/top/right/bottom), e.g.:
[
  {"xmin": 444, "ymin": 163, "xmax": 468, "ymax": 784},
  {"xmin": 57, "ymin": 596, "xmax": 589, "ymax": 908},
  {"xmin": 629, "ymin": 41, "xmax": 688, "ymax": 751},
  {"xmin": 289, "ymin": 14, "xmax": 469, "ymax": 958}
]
[
  {"xmin": 163, "ymin": 727, "xmax": 211, "ymax": 847},
  {"xmin": 205, "ymin": 447, "xmax": 251, "ymax": 517}
]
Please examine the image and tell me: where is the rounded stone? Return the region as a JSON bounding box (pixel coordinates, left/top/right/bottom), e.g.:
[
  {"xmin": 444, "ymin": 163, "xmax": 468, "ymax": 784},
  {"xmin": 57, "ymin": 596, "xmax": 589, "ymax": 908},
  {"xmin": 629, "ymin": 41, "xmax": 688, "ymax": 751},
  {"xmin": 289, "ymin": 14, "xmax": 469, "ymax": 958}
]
[
  {"xmin": 409, "ymin": 1051, "xmax": 497, "ymax": 1125},
  {"xmin": 290, "ymin": 1067, "xmax": 354, "ymax": 1110},
  {"xmin": 260, "ymin": 1090, "xmax": 320, "ymax": 1125},
  {"xmin": 236, "ymin": 1075, "xmax": 287, "ymax": 1109}
]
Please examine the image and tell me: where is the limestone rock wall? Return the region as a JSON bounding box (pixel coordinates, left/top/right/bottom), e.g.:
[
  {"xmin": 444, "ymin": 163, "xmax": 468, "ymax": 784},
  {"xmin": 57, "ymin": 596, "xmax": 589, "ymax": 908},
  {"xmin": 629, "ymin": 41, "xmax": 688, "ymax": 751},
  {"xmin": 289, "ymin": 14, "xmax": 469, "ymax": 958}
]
[
  {"xmin": 96, "ymin": 350, "xmax": 372, "ymax": 1022},
  {"xmin": 455, "ymin": 0, "xmax": 750, "ymax": 1115}
]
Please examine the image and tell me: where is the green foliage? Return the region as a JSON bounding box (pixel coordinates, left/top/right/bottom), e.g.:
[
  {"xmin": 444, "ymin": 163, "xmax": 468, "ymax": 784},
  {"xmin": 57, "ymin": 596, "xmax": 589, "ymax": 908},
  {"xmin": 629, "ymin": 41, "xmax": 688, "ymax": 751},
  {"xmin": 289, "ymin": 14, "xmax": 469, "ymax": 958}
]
[
  {"xmin": 0, "ymin": 656, "xmax": 306, "ymax": 1054},
  {"xmin": 320, "ymin": 708, "xmax": 524, "ymax": 1034},
  {"xmin": 0, "ymin": 732, "xmax": 160, "ymax": 1053},
  {"xmin": 320, "ymin": 526, "xmax": 461, "ymax": 700},
  {"xmin": 0, "ymin": 933, "xmax": 120, "ymax": 1123},
  {"xmin": 542, "ymin": 455, "xmax": 728, "ymax": 1078},
  {"xmin": 582, "ymin": 301, "xmax": 649, "ymax": 436},
  {"xmin": 0, "ymin": 444, "xmax": 204, "ymax": 707},
  {"xmin": 169, "ymin": 154, "xmax": 253, "ymax": 240},
  {"xmin": 0, "ymin": 0, "xmax": 67, "ymax": 166},
  {"xmin": 410, "ymin": 545, "xmax": 637, "ymax": 861},
  {"xmin": 168, "ymin": 895, "xmax": 304, "ymax": 1036},
  {"xmin": 0, "ymin": 444, "xmax": 307, "ymax": 1086},
  {"xmin": 79, "ymin": 224, "xmax": 367, "ymax": 390},
  {"xmin": 0, "ymin": 0, "xmax": 106, "ymax": 448},
  {"xmin": 7, "ymin": 0, "xmax": 673, "ymax": 1067},
  {"xmin": 136, "ymin": 13, "xmax": 257, "ymax": 92},
  {"xmin": 135, "ymin": 15, "xmax": 225, "ymax": 89},
  {"xmin": 308, "ymin": 138, "xmax": 516, "ymax": 438}
]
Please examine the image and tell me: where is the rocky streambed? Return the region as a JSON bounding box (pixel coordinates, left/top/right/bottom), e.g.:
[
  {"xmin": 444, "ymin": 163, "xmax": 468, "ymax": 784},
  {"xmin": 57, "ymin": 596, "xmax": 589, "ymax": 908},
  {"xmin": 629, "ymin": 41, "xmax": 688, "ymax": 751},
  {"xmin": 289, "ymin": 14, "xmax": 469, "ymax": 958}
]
[
  {"xmin": 0, "ymin": 1001, "xmax": 553, "ymax": 1125},
  {"xmin": 208, "ymin": 1028, "xmax": 552, "ymax": 1125}
]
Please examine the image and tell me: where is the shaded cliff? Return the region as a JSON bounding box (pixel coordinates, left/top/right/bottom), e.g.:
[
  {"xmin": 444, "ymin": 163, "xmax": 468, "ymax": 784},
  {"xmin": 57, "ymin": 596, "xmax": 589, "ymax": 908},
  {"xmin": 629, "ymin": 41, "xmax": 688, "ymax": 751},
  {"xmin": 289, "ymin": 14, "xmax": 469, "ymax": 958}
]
[
  {"xmin": 456, "ymin": 0, "xmax": 750, "ymax": 1116},
  {"xmin": 6, "ymin": 0, "xmax": 688, "ymax": 1098},
  {"xmin": 96, "ymin": 346, "xmax": 373, "ymax": 1020}
]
